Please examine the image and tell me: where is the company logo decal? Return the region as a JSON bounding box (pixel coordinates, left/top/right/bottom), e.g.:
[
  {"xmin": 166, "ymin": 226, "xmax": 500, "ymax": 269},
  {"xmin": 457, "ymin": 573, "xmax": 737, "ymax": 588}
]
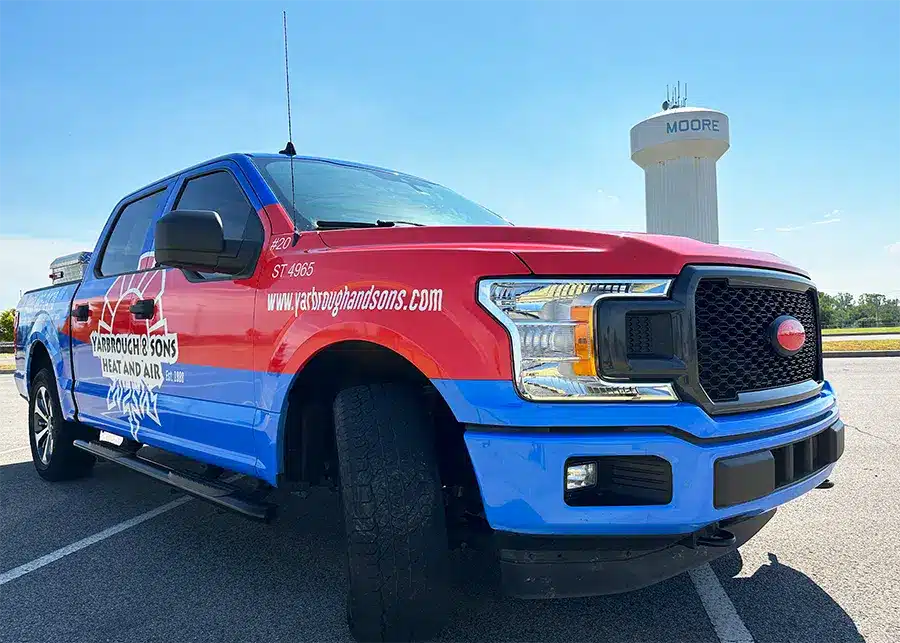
[{"xmin": 90, "ymin": 253, "xmax": 178, "ymax": 438}]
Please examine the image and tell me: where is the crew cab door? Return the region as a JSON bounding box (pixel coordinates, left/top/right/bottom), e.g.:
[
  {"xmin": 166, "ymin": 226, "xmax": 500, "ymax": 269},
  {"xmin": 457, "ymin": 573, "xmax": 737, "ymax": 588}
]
[
  {"xmin": 71, "ymin": 184, "xmax": 173, "ymax": 434},
  {"xmin": 73, "ymin": 161, "xmax": 266, "ymax": 477}
]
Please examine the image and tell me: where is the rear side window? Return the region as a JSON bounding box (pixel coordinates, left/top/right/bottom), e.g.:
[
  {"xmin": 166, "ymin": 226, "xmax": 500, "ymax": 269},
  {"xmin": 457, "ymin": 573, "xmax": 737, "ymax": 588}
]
[
  {"xmin": 100, "ymin": 189, "xmax": 167, "ymax": 276},
  {"xmin": 174, "ymin": 171, "xmax": 256, "ymax": 241}
]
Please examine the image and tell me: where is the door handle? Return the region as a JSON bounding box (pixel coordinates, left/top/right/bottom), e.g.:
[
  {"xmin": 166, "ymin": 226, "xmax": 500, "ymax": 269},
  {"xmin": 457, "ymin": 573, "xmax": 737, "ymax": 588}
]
[
  {"xmin": 129, "ymin": 299, "xmax": 155, "ymax": 320},
  {"xmin": 72, "ymin": 304, "xmax": 90, "ymax": 322}
]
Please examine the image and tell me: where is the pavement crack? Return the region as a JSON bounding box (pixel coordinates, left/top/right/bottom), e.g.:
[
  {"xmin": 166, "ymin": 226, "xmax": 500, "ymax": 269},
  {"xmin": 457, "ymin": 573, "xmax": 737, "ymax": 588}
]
[{"xmin": 845, "ymin": 423, "xmax": 898, "ymax": 447}]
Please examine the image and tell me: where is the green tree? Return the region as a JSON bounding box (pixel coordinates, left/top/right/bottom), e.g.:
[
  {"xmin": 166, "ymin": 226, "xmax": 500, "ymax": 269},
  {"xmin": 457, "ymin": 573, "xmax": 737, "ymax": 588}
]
[
  {"xmin": 818, "ymin": 292, "xmax": 837, "ymax": 327},
  {"xmin": 831, "ymin": 292, "xmax": 855, "ymax": 328},
  {"xmin": 858, "ymin": 293, "xmax": 888, "ymax": 326},
  {"xmin": 0, "ymin": 308, "xmax": 14, "ymax": 342},
  {"xmin": 835, "ymin": 292, "xmax": 855, "ymax": 308}
]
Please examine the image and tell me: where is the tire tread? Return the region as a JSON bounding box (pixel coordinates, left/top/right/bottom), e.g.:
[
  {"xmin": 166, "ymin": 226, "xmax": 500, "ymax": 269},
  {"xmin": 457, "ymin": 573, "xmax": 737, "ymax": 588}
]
[{"xmin": 334, "ymin": 383, "xmax": 449, "ymax": 642}]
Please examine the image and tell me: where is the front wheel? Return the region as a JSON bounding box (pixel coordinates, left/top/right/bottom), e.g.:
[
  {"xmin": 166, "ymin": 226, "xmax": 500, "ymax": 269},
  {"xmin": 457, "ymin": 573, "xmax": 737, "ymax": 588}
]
[
  {"xmin": 333, "ymin": 383, "xmax": 450, "ymax": 642},
  {"xmin": 28, "ymin": 368, "xmax": 97, "ymax": 481}
]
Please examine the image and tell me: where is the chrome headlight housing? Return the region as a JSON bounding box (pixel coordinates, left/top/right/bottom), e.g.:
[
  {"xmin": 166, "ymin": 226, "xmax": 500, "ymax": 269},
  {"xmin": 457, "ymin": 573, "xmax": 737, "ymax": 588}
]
[{"xmin": 478, "ymin": 278, "xmax": 678, "ymax": 402}]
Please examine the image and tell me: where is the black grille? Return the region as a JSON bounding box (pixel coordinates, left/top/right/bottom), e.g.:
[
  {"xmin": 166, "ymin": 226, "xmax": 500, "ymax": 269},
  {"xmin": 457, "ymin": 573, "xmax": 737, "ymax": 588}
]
[
  {"xmin": 772, "ymin": 426, "xmax": 842, "ymax": 489},
  {"xmin": 714, "ymin": 422, "xmax": 843, "ymax": 508},
  {"xmin": 626, "ymin": 313, "xmax": 675, "ymax": 357},
  {"xmin": 627, "ymin": 315, "xmax": 653, "ymax": 354},
  {"xmin": 694, "ymin": 280, "xmax": 820, "ymax": 402}
]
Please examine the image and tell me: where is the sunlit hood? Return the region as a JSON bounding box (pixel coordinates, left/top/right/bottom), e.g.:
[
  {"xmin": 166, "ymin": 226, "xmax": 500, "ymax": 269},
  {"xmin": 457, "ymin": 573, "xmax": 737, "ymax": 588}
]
[{"xmin": 316, "ymin": 226, "xmax": 807, "ymax": 278}]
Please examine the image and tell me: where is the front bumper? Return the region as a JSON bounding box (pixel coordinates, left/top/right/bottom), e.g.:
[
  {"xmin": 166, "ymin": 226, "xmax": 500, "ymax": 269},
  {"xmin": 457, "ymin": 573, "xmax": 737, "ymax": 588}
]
[
  {"xmin": 499, "ymin": 510, "xmax": 774, "ymax": 598},
  {"xmin": 454, "ymin": 381, "xmax": 841, "ymax": 536}
]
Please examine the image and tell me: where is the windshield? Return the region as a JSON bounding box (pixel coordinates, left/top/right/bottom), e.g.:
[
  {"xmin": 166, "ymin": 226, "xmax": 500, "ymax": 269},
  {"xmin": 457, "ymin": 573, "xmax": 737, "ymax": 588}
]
[{"xmin": 253, "ymin": 157, "xmax": 511, "ymax": 229}]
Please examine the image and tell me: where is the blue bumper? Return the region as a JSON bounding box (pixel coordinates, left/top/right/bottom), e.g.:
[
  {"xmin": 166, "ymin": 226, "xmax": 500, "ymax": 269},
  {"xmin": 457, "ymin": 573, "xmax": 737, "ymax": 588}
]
[{"xmin": 434, "ymin": 379, "xmax": 841, "ymax": 536}]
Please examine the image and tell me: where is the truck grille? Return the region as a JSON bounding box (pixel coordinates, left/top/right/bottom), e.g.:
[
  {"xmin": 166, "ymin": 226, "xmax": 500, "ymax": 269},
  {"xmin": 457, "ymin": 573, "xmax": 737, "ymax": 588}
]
[{"xmin": 694, "ymin": 280, "xmax": 820, "ymax": 402}]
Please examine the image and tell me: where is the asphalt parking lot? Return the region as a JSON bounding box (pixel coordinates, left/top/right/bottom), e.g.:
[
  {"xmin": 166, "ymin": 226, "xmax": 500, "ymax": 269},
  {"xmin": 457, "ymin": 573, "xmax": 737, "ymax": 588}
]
[{"xmin": 1, "ymin": 358, "xmax": 899, "ymax": 643}]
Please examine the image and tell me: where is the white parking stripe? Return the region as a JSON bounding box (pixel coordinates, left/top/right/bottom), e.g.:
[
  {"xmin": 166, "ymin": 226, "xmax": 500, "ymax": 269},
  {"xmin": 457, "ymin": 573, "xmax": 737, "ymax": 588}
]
[
  {"xmin": 689, "ymin": 564, "xmax": 755, "ymax": 643},
  {"xmin": 0, "ymin": 446, "xmax": 29, "ymax": 456},
  {"xmin": 0, "ymin": 474, "xmax": 242, "ymax": 586},
  {"xmin": 0, "ymin": 496, "xmax": 192, "ymax": 585}
]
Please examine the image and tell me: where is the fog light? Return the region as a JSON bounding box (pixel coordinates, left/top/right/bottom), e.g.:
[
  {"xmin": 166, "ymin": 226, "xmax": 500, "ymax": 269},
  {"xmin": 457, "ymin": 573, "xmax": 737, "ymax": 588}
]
[{"xmin": 566, "ymin": 462, "xmax": 597, "ymax": 490}]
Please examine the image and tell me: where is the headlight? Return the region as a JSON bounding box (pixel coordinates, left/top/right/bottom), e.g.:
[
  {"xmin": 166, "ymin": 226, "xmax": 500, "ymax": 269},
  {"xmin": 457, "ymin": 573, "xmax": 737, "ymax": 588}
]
[{"xmin": 478, "ymin": 278, "xmax": 678, "ymax": 401}]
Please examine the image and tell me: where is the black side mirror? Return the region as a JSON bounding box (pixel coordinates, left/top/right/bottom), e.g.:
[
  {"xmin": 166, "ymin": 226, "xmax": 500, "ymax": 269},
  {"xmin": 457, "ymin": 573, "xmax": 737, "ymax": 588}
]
[{"xmin": 155, "ymin": 210, "xmax": 229, "ymax": 273}]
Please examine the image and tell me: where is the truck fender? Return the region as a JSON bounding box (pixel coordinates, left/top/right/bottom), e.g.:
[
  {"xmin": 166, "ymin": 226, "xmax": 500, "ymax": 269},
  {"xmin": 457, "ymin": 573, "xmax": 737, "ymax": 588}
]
[
  {"xmin": 261, "ymin": 321, "xmax": 448, "ymax": 414},
  {"xmin": 255, "ymin": 322, "xmax": 450, "ymax": 485},
  {"xmin": 24, "ymin": 339, "xmax": 78, "ymax": 423},
  {"xmin": 25, "ymin": 313, "xmax": 66, "ymax": 391}
]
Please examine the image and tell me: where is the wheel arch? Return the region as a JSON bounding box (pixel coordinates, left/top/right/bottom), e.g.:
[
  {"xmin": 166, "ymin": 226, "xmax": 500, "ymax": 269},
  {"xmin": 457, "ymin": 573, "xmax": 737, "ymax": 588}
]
[
  {"xmin": 26, "ymin": 340, "xmax": 53, "ymax": 393},
  {"xmin": 276, "ymin": 338, "xmax": 438, "ymax": 481},
  {"xmin": 273, "ymin": 338, "xmax": 483, "ymax": 519}
]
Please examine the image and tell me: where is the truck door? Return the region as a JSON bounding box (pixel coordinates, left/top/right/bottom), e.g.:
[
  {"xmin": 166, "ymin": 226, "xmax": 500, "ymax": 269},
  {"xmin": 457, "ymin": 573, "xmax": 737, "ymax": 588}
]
[
  {"xmin": 138, "ymin": 162, "xmax": 264, "ymax": 475},
  {"xmin": 71, "ymin": 185, "xmax": 172, "ymax": 434},
  {"xmin": 72, "ymin": 161, "xmax": 266, "ymax": 477}
]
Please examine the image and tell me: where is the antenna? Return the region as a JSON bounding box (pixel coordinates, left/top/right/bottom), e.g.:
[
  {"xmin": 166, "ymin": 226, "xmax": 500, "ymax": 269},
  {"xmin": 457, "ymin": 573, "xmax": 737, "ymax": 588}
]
[{"xmin": 278, "ymin": 10, "xmax": 300, "ymax": 244}]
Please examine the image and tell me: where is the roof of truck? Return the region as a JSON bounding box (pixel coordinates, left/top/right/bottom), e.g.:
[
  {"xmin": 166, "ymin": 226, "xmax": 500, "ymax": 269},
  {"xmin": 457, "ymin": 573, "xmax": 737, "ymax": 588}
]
[{"xmin": 136, "ymin": 152, "xmax": 438, "ymax": 196}]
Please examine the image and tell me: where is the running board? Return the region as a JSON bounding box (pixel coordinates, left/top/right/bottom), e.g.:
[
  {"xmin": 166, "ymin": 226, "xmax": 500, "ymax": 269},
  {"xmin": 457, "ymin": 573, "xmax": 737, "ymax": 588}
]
[{"xmin": 73, "ymin": 440, "xmax": 276, "ymax": 522}]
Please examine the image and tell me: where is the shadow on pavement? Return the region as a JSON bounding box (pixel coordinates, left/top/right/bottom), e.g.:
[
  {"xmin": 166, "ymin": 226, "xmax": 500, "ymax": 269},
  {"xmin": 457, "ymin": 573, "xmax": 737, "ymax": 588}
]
[
  {"xmin": 711, "ymin": 550, "xmax": 865, "ymax": 643},
  {"xmin": 0, "ymin": 457, "xmax": 865, "ymax": 643}
]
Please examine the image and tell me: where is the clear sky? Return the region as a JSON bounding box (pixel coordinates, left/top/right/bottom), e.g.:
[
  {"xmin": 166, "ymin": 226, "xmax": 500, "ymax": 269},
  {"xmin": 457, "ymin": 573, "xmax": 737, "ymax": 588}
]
[{"xmin": 1, "ymin": 1, "xmax": 898, "ymax": 308}]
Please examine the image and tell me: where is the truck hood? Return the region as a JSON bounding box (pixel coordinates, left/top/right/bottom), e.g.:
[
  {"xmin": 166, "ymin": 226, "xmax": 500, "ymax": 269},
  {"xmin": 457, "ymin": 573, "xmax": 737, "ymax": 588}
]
[{"xmin": 317, "ymin": 226, "xmax": 807, "ymax": 278}]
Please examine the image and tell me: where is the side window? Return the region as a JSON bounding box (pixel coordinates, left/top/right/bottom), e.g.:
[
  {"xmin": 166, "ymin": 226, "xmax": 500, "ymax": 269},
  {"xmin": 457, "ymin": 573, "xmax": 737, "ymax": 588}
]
[
  {"xmin": 174, "ymin": 171, "xmax": 256, "ymax": 241},
  {"xmin": 99, "ymin": 189, "xmax": 167, "ymax": 276}
]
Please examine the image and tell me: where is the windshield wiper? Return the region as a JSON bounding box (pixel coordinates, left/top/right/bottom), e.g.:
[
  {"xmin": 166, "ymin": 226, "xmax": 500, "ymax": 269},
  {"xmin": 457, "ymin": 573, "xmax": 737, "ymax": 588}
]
[{"xmin": 314, "ymin": 219, "xmax": 425, "ymax": 230}]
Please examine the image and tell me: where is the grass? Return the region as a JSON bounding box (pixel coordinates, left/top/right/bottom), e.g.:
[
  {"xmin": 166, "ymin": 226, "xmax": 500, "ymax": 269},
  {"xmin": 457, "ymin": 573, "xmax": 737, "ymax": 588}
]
[
  {"xmin": 0, "ymin": 354, "xmax": 14, "ymax": 374},
  {"xmin": 822, "ymin": 326, "xmax": 900, "ymax": 336},
  {"xmin": 823, "ymin": 339, "xmax": 900, "ymax": 353}
]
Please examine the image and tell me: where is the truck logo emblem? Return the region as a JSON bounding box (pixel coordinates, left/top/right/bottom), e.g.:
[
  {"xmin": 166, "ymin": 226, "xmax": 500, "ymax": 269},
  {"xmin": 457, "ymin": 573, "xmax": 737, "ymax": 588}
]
[
  {"xmin": 769, "ymin": 315, "xmax": 806, "ymax": 356},
  {"xmin": 89, "ymin": 253, "xmax": 179, "ymax": 440}
]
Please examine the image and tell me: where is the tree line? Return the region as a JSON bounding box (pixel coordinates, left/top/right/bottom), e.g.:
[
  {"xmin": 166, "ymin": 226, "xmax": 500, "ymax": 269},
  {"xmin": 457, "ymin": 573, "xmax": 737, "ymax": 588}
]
[
  {"xmin": 818, "ymin": 293, "xmax": 899, "ymax": 329},
  {"xmin": 1, "ymin": 292, "xmax": 898, "ymax": 342}
]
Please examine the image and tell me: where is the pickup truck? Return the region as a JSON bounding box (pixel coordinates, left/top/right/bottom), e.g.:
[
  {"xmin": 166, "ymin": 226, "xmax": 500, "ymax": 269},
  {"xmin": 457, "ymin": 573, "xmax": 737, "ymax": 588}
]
[{"xmin": 15, "ymin": 152, "xmax": 843, "ymax": 642}]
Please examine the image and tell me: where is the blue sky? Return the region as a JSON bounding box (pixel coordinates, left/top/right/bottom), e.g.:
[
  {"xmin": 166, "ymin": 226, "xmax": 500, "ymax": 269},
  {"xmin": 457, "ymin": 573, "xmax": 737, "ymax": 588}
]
[{"xmin": 1, "ymin": 1, "xmax": 898, "ymax": 308}]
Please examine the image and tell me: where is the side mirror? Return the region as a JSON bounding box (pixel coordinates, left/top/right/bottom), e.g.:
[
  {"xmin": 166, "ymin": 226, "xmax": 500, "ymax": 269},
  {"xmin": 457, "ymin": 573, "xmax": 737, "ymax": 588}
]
[{"xmin": 155, "ymin": 210, "xmax": 231, "ymax": 273}]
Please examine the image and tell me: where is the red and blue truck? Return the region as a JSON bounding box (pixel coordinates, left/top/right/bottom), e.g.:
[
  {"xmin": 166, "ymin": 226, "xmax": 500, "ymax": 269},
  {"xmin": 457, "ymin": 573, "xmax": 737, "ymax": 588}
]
[{"xmin": 15, "ymin": 152, "xmax": 843, "ymax": 641}]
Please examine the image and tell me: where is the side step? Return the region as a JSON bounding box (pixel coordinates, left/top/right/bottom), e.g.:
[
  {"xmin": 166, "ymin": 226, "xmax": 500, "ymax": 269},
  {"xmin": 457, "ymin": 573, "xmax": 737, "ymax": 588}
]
[{"xmin": 73, "ymin": 440, "xmax": 276, "ymax": 522}]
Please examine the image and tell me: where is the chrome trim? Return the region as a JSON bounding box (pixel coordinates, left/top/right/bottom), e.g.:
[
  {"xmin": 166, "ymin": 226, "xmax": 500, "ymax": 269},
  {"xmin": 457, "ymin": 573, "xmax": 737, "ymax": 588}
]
[{"xmin": 478, "ymin": 278, "xmax": 679, "ymax": 402}]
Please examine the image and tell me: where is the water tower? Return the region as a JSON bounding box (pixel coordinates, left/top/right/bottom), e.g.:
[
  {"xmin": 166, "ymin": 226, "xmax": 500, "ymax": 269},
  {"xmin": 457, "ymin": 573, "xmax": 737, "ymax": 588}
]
[{"xmin": 630, "ymin": 84, "xmax": 730, "ymax": 243}]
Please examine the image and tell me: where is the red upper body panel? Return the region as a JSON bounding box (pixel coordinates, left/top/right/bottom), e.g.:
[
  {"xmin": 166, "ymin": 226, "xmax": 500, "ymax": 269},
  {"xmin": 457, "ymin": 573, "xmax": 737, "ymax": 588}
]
[
  {"xmin": 316, "ymin": 226, "xmax": 807, "ymax": 278},
  {"xmin": 66, "ymin": 216, "xmax": 808, "ymax": 385}
]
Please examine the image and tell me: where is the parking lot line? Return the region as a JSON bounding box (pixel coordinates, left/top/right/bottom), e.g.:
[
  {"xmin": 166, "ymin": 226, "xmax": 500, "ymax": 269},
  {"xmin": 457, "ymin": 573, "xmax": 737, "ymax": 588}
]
[
  {"xmin": 0, "ymin": 495, "xmax": 193, "ymax": 585},
  {"xmin": 690, "ymin": 563, "xmax": 755, "ymax": 643},
  {"xmin": 0, "ymin": 445, "xmax": 29, "ymax": 456},
  {"xmin": 0, "ymin": 472, "xmax": 244, "ymax": 586}
]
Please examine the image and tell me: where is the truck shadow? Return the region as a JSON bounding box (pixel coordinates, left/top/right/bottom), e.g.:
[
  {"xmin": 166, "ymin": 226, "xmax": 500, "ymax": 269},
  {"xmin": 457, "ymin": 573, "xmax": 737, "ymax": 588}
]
[
  {"xmin": 436, "ymin": 546, "xmax": 865, "ymax": 642},
  {"xmin": 708, "ymin": 550, "xmax": 865, "ymax": 643},
  {"xmin": 0, "ymin": 461, "xmax": 867, "ymax": 643}
]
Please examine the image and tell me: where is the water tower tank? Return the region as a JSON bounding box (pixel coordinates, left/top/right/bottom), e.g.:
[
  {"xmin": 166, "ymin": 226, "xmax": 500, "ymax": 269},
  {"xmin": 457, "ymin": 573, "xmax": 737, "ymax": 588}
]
[{"xmin": 630, "ymin": 106, "xmax": 730, "ymax": 243}]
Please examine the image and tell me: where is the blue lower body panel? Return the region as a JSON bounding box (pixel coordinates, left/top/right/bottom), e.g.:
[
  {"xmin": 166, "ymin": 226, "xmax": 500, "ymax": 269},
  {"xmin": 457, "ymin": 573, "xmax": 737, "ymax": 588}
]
[{"xmin": 435, "ymin": 379, "xmax": 840, "ymax": 536}]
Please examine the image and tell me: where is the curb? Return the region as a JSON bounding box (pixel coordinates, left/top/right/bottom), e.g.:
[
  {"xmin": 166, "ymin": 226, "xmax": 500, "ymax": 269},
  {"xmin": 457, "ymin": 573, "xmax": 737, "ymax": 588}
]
[{"xmin": 823, "ymin": 350, "xmax": 900, "ymax": 358}]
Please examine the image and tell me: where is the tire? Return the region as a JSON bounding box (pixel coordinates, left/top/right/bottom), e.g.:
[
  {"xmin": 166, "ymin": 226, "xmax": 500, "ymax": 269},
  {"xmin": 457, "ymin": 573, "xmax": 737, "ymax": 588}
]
[
  {"xmin": 333, "ymin": 383, "xmax": 450, "ymax": 642},
  {"xmin": 28, "ymin": 368, "xmax": 97, "ymax": 481}
]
